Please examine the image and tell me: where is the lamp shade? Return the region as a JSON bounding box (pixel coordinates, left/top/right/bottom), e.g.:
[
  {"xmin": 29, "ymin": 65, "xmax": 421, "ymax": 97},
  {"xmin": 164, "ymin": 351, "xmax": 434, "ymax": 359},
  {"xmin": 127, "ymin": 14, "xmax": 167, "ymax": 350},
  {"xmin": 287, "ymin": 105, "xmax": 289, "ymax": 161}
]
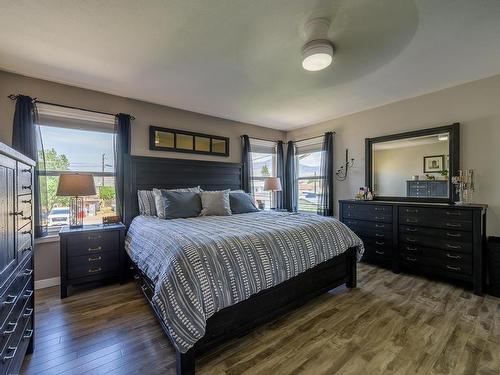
[
  {"xmin": 264, "ymin": 177, "xmax": 282, "ymax": 192},
  {"xmin": 56, "ymin": 173, "xmax": 96, "ymax": 197}
]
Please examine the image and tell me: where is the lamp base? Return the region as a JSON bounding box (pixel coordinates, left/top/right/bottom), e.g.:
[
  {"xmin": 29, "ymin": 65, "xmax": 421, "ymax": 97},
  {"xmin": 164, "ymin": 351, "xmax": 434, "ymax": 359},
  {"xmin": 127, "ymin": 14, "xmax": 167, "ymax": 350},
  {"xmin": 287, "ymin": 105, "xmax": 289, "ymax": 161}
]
[{"xmin": 70, "ymin": 196, "xmax": 84, "ymax": 228}]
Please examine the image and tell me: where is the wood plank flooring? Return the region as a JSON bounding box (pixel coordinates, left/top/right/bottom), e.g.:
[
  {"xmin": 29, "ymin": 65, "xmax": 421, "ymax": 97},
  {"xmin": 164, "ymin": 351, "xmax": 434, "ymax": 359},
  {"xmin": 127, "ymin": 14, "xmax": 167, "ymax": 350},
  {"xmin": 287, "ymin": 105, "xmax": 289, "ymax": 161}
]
[{"xmin": 21, "ymin": 264, "xmax": 500, "ymax": 375}]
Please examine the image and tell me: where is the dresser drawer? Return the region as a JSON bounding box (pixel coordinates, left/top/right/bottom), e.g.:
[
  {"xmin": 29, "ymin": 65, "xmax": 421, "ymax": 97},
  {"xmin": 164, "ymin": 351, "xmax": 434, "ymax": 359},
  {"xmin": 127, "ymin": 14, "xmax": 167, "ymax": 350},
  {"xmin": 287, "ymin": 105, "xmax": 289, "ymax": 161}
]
[
  {"xmin": 400, "ymin": 233, "xmax": 472, "ymax": 253},
  {"xmin": 360, "ymin": 236, "xmax": 392, "ymax": 261},
  {"xmin": 399, "ymin": 244, "xmax": 473, "ymax": 263},
  {"xmin": 343, "ymin": 204, "xmax": 393, "ymax": 223},
  {"xmin": 0, "ymin": 315, "xmax": 32, "ymax": 371},
  {"xmin": 16, "ymin": 198, "xmax": 32, "ymax": 231},
  {"xmin": 67, "ymin": 231, "xmax": 120, "ymax": 256},
  {"xmin": 343, "ymin": 219, "xmax": 392, "ymax": 240},
  {"xmin": 68, "ymin": 252, "xmax": 119, "ymax": 280},
  {"xmin": 399, "ymin": 206, "xmax": 473, "ymax": 231},
  {"xmin": 17, "ymin": 163, "xmax": 32, "ymax": 196},
  {"xmin": 399, "ymin": 225, "xmax": 472, "ymax": 241}
]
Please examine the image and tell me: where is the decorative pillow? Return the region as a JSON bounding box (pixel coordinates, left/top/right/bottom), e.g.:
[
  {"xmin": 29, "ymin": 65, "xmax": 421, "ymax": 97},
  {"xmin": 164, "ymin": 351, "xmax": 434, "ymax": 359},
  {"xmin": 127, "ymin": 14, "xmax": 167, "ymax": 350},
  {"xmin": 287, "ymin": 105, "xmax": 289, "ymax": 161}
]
[
  {"xmin": 153, "ymin": 187, "xmax": 201, "ymax": 219},
  {"xmin": 229, "ymin": 192, "xmax": 259, "ymax": 214},
  {"xmin": 163, "ymin": 191, "xmax": 202, "ymax": 219},
  {"xmin": 200, "ymin": 190, "xmax": 232, "ymax": 216},
  {"xmin": 137, "ymin": 190, "xmax": 157, "ymax": 216}
]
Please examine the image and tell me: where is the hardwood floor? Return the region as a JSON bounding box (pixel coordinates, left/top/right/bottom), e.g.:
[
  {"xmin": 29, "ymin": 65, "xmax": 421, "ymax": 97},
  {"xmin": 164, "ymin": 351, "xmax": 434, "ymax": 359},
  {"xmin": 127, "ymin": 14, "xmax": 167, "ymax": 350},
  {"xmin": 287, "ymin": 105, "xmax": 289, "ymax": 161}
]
[{"xmin": 21, "ymin": 264, "xmax": 500, "ymax": 375}]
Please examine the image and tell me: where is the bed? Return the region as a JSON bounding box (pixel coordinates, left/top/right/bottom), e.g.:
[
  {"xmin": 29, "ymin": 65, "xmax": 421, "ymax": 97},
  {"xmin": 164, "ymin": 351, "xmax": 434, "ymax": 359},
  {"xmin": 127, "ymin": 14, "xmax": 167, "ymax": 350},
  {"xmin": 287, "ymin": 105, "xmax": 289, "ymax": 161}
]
[{"xmin": 123, "ymin": 155, "xmax": 364, "ymax": 375}]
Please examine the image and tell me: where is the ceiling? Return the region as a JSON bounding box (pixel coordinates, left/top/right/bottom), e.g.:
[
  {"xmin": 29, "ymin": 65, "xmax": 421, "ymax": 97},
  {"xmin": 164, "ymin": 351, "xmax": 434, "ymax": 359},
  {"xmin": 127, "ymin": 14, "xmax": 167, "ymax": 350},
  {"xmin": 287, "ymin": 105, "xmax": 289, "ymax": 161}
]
[{"xmin": 1, "ymin": 0, "xmax": 499, "ymax": 130}]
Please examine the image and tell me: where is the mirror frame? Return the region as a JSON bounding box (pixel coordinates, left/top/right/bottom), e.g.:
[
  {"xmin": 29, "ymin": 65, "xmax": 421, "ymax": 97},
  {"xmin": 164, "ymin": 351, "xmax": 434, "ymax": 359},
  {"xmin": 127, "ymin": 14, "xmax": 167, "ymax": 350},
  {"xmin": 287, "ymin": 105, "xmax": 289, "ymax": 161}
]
[{"xmin": 365, "ymin": 123, "xmax": 460, "ymax": 203}]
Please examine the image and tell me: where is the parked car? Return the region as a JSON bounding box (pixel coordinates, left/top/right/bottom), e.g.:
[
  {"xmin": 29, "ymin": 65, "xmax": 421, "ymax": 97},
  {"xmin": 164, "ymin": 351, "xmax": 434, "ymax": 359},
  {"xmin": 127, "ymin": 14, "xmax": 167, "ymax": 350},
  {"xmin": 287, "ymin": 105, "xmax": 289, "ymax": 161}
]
[{"xmin": 48, "ymin": 207, "xmax": 70, "ymax": 227}]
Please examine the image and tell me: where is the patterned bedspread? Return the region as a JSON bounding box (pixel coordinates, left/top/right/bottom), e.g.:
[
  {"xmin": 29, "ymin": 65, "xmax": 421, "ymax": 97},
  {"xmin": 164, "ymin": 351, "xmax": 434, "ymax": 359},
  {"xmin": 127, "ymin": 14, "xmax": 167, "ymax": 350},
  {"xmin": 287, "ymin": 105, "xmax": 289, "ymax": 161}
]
[{"xmin": 125, "ymin": 211, "xmax": 364, "ymax": 353}]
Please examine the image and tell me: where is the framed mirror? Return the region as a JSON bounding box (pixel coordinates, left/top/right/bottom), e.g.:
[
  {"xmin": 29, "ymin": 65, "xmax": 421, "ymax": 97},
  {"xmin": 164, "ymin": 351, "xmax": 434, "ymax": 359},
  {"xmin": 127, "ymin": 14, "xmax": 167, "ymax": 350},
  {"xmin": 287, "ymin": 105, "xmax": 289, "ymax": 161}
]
[{"xmin": 365, "ymin": 123, "xmax": 459, "ymax": 203}]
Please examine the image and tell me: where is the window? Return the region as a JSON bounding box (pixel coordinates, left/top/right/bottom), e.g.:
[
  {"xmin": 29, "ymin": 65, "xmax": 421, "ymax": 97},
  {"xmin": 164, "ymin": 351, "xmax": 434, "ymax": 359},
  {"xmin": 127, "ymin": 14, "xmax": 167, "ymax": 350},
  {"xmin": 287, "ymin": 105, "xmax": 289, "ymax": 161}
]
[
  {"xmin": 37, "ymin": 104, "xmax": 116, "ymax": 232},
  {"xmin": 295, "ymin": 137, "xmax": 324, "ymax": 212},
  {"xmin": 250, "ymin": 139, "xmax": 276, "ymax": 209}
]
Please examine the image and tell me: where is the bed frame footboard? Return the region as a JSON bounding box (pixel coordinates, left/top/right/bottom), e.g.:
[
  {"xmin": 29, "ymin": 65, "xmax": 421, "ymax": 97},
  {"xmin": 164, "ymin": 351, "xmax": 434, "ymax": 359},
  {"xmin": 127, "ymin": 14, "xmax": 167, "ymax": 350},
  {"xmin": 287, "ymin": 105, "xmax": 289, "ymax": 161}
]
[{"xmin": 133, "ymin": 247, "xmax": 358, "ymax": 375}]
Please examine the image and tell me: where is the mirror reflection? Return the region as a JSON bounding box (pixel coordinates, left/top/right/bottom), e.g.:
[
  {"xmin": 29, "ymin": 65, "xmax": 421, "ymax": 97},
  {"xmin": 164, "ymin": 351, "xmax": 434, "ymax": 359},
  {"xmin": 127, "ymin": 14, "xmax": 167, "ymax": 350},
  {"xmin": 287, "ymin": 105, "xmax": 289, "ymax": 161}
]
[{"xmin": 372, "ymin": 133, "xmax": 449, "ymax": 198}]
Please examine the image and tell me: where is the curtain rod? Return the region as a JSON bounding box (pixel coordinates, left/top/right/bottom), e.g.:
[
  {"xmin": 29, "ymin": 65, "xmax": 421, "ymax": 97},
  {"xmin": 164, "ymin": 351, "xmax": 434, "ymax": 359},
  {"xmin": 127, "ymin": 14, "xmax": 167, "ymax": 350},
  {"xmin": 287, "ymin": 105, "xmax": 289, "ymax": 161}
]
[
  {"xmin": 7, "ymin": 94, "xmax": 136, "ymax": 121},
  {"xmin": 241, "ymin": 132, "xmax": 335, "ymax": 144}
]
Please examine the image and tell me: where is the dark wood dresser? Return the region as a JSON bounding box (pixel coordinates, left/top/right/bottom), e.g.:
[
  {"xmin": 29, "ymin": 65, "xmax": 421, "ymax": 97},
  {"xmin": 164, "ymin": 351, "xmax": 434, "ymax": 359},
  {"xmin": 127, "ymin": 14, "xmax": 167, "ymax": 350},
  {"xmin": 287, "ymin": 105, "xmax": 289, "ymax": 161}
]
[
  {"xmin": 339, "ymin": 200, "xmax": 487, "ymax": 294},
  {"xmin": 59, "ymin": 223, "xmax": 125, "ymax": 298},
  {"xmin": 0, "ymin": 143, "xmax": 35, "ymax": 374}
]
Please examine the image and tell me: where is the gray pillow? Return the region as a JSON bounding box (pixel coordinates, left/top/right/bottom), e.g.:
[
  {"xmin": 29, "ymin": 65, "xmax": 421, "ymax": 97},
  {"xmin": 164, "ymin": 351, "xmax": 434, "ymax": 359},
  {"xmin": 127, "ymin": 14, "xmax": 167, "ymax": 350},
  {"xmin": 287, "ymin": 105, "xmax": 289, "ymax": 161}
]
[
  {"xmin": 200, "ymin": 190, "xmax": 232, "ymax": 216},
  {"xmin": 137, "ymin": 190, "xmax": 157, "ymax": 216},
  {"xmin": 153, "ymin": 187, "xmax": 201, "ymax": 219},
  {"xmin": 229, "ymin": 192, "xmax": 259, "ymax": 214},
  {"xmin": 163, "ymin": 191, "xmax": 202, "ymax": 219}
]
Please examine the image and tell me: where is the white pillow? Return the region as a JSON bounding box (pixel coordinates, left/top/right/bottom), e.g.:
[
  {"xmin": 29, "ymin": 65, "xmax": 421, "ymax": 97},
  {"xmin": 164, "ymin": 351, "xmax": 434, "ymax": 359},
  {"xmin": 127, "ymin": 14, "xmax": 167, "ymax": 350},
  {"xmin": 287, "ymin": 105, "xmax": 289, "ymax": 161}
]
[
  {"xmin": 153, "ymin": 186, "xmax": 201, "ymax": 219},
  {"xmin": 200, "ymin": 190, "xmax": 232, "ymax": 216}
]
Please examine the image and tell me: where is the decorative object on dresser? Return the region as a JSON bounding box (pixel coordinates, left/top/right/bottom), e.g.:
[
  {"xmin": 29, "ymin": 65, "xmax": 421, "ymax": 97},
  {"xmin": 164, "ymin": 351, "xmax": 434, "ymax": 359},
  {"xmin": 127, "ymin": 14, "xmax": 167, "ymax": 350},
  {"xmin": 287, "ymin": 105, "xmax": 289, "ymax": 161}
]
[
  {"xmin": 0, "ymin": 142, "xmax": 35, "ymax": 374},
  {"xmin": 339, "ymin": 200, "xmax": 487, "ymax": 295},
  {"xmin": 452, "ymin": 169, "xmax": 475, "ymax": 205},
  {"xmin": 59, "ymin": 223, "xmax": 125, "ymax": 298},
  {"xmin": 149, "ymin": 126, "xmax": 229, "ymax": 157},
  {"xmin": 56, "ymin": 173, "xmax": 97, "ymax": 228}
]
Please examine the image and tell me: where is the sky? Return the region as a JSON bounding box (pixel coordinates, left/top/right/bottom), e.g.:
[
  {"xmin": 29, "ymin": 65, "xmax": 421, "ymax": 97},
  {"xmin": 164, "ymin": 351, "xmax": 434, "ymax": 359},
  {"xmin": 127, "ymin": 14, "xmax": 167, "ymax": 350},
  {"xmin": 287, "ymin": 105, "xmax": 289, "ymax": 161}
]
[{"xmin": 40, "ymin": 125, "xmax": 114, "ymax": 172}]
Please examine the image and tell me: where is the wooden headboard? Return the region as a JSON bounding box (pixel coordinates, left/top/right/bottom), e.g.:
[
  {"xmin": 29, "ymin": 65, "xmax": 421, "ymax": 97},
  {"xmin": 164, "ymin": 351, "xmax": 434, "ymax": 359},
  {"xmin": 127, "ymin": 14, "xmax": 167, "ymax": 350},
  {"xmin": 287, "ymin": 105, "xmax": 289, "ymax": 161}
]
[{"xmin": 123, "ymin": 155, "xmax": 242, "ymax": 226}]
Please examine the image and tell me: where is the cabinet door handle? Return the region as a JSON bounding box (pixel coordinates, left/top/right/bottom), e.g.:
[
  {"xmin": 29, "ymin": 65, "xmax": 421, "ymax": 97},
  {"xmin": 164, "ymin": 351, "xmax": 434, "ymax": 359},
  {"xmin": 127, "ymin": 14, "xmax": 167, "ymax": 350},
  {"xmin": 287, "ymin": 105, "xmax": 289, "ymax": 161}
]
[
  {"xmin": 88, "ymin": 246, "xmax": 102, "ymax": 252},
  {"xmin": 3, "ymin": 346, "xmax": 17, "ymax": 362},
  {"xmin": 446, "ymin": 265, "xmax": 461, "ymax": 271},
  {"xmin": 3, "ymin": 295, "xmax": 17, "ymax": 305},
  {"xmin": 375, "ymin": 250, "xmax": 385, "ymax": 255},
  {"xmin": 446, "ymin": 232, "xmax": 461, "ymax": 238},
  {"xmin": 22, "ymin": 269, "xmax": 33, "ymax": 276},
  {"xmin": 3, "ymin": 322, "xmax": 17, "ymax": 334},
  {"xmin": 88, "ymin": 256, "xmax": 102, "ymax": 262},
  {"xmin": 446, "ymin": 244, "xmax": 462, "ymax": 250},
  {"xmin": 446, "ymin": 253, "xmax": 462, "ymax": 259},
  {"xmin": 88, "ymin": 267, "xmax": 102, "ymax": 273},
  {"xmin": 23, "ymin": 329, "xmax": 33, "ymax": 340},
  {"xmin": 23, "ymin": 308, "xmax": 34, "ymax": 317}
]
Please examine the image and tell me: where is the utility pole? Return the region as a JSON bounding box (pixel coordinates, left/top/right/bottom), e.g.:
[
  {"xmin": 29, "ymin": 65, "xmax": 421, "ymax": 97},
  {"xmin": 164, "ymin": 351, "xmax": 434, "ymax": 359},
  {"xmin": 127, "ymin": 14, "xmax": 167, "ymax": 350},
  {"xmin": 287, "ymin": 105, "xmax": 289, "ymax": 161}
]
[{"xmin": 101, "ymin": 153, "xmax": 105, "ymax": 186}]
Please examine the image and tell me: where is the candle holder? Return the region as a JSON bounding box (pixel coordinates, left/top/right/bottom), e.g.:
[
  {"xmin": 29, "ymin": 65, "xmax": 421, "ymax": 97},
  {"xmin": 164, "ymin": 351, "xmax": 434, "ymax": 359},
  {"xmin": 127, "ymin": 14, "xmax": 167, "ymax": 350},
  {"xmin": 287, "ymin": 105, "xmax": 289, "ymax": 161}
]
[{"xmin": 452, "ymin": 169, "xmax": 474, "ymax": 205}]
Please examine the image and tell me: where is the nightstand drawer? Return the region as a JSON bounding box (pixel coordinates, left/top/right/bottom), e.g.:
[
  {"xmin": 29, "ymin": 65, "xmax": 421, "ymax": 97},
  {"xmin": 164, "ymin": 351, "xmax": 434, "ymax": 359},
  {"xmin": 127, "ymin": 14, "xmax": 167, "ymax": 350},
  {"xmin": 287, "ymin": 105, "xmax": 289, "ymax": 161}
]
[
  {"xmin": 68, "ymin": 251, "xmax": 118, "ymax": 275},
  {"xmin": 67, "ymin": 231, "xmax": 120, "ymax": 256}
]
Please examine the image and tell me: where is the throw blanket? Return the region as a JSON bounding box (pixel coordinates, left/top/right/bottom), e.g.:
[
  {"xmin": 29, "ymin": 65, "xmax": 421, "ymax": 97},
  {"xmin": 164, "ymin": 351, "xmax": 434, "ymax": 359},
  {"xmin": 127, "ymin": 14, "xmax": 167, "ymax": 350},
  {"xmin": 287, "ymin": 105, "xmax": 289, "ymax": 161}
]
[{"xmin": 126, "ymin": 211, "xmax": 363, "ymax": 353}]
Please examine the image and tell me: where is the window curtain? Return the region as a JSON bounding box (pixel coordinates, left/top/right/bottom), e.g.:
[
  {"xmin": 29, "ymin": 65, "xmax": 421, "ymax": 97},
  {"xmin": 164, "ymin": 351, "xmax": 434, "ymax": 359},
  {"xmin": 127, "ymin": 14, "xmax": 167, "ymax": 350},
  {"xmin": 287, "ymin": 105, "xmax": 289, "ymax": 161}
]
[
  {"xmin": 114, "ymin": 113, "xmax": 131, "ymax": 219},
  {"xmin": 318, "ymin": 132, "xmax": 334, "ymax": 216},
  {"xmin": 276, "ymin": 141, "xmax": 285, "ymax": 209},
  {"xmin": 241, "ymin": 135, "xmax": 253, "ymax": 194},
  {"xmin": 12, "ymin": 95, "xmax": 48, "ymax": 238},
  {"xmin": 284, "ymin": 141, "xmax": 297, "ymax": 212}
]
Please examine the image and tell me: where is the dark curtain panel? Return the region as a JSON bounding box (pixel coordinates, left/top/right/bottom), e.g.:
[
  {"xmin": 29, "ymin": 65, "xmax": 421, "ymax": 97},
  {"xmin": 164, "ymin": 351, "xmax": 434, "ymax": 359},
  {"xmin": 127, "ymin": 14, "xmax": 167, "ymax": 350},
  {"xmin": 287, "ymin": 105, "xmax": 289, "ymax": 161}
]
[
  {"xmin": 12, "ymin": 95, "xmax": 48, "ymax": 237},
  {"xmin": 114, "ymin": 113, "xmax": 131, "ymax": 219},
  {"xmin": 318, "ymin": 132, "xmax": 334, "ymax": 216},
  {"xmin": 276, "ymin": 141, "xmax": 285, "ymax": 209},
  {"xmin": 284, "ymin": 141, "xmax": 297, "ymax": 212},
  {"xmin": 241, "ymin": 135, "xmax": 253, "ymax": 194}
]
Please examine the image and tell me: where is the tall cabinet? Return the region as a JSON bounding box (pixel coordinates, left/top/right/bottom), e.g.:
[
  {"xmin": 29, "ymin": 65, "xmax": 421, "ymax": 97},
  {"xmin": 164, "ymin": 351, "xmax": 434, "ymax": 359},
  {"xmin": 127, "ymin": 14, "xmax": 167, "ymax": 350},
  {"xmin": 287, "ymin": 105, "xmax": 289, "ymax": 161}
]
[{"xmin": 0, "ymin": 143, "xmax": 35, "ymax": 374}]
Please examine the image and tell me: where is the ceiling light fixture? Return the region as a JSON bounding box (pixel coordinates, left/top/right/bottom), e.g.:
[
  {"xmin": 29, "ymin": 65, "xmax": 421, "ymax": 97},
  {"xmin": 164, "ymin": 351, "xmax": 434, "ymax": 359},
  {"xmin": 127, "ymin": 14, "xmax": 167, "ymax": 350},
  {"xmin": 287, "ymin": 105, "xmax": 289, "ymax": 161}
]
[{"xmin": 301, "ymin": 17, "xmax": 334, "ymax": 72}]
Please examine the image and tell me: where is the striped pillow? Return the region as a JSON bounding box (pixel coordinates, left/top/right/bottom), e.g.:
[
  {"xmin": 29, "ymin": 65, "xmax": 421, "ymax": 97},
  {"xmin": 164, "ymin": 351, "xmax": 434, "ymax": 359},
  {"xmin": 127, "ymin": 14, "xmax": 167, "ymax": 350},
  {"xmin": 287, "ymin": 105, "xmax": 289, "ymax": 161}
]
[{"xmin": 137, "ymin": 190, "xmax": 157, "ymax": 216}]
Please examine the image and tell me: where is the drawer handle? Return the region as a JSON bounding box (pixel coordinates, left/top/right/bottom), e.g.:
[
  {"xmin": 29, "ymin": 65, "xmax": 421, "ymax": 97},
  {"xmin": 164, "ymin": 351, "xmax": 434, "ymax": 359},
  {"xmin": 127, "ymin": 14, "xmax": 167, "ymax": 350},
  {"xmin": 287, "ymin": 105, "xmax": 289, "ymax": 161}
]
[
  {"xmin": 23, "ymin": 308, "xmax": 34, "ymax": 317},
  {"xmin": 406, "ymin": 237, "xmax": 417, "ymax": 243},
  {"xmin": 446, "ymin": 265, "xmax": 461, "ymax": 271},
  {"xmin": 3, "ymin": 295, "xmax": 17, "ymax": 305},
  {"xmin": 3, "ymin": 322, "xmax": 17, "ymax": 335},
  {"xmin": 406, "ymin": 218, "xmax": 418, "ymax": 223},
  {"xmin": 88, "ymin": 246, "xmax": 102, "ymax": 252},
  {"xmin": 10, "ymin": 211, "xmax": 23, "ymax": 216},
  {"xmin": 88, "ymin": 267, "xmax": 102, "ymax": 273},
  {"xmin": 406, "ymin": 246, "xmax": 418, "ymax": 252},
  {"xmin": 406, "ymin": 257, "xmax": 417, "ymax": 262},
  {"xmin": 375, "ymin": 250, "xmax": 385, "ymax": 255},
  {"xmin": 446, "ymin": 253, "xmax": 462, "ymax": 259},
  {"xmin": 374, "ymin": 216, "xmax": 384, "ymax": 220},
  {"xmin": 21, "ymin": 168, "xmax": 32, "ymax": 173},
  {"xmin": 446, "ymin": 232, "xmax": 461, "ymax": 238},
  {"xmin": 141, "ymin": 284, "xmax": 148, "ymax": 293},
  {"xmin": 3, "ymin": 346, "xmax": 17, "ymax": 362},
  {"xmin": 24, "ymin": 290, "xmax": 33, "ymax": 298},
  {"xmin": 405, "ymin": 227, "xmax": 418, "ymax": 232},
  {"xmin": 405, "ymin": 209, "xmax": 419, "ymax": 213},
  {"xmin": 446, "ymin": 223, "xmax": 461, "ymax": 228},
  {"xmin": 22, "ymin": 268, "xmax": 33, "ymax": 276},
  {"xmin": 21, "ymin": 185, "xmax": 32, "ymax": 190},
  {"xmin": 446, "ymin": 244, "xmax": 462, "ymax": 250},
  {"xmin": 88, "ymin": 256, "xmax": 102, "ymax": 262},
  {"xmin": 88, "ymin": 235, "xmax": 102, "ymax": 241},
  {"xmin": 21, "ymin": 199, "xmax": 32, "ymax": 204},
  {"xmin": 375, "ymin": 241, "xmax": 385, "ymax": 245},
  {"xmin": 23, "ymin": 329, "xmax": 33, "ymax": 340},
  {"xmin": 21, "ymin": 215, "xmax": 32, "ymax": 221},
  {"xmin": 21, "ymin": 230, "xmax": 32, "ymax": 235},
  {"xmin": 375, "ymin": 224, "xmax": 385, "ymax": 228},
  {"xmin": 446, "ymin": 211, "xmax": 461, "ymax": 216},
  {"xmin": 22, "ymin": 246, "xmax": 32, "ymax": 253},
  {"xmin": 375, "ymin": 234, "xmax": 384, "ymax": 238},
  {"xmin": 374, "ymin": 207, "xmax": 384, "ymax": 211}
]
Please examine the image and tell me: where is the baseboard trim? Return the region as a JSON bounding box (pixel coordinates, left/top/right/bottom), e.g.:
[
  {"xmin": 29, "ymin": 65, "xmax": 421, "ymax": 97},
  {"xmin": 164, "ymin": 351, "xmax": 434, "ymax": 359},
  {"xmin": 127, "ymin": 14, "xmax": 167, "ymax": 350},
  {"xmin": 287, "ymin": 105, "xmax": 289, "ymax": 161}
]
[{"xmin": 35, "ymin": 277, "xmax": 61, "ymax": 290}]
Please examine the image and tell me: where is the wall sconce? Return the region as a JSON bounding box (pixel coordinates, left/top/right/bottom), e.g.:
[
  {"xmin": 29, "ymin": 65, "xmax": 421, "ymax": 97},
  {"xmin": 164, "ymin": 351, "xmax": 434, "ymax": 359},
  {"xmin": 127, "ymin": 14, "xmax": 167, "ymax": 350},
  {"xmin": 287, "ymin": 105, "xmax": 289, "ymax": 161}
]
[{"xmin": 336, "ymin": 149, "xmax": 354, "ymax": 181}]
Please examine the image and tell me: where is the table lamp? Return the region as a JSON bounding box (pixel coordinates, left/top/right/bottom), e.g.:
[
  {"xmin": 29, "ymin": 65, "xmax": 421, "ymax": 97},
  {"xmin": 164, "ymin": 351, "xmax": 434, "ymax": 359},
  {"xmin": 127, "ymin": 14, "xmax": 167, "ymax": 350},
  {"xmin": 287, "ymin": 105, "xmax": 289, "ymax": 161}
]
[
  {"xmin": 56, "ymin": 173, "xmax": 96, "ymax": 228},
  {"xmin": 264, "ymin": 177, "xmax": 282, "ymax": 210}
]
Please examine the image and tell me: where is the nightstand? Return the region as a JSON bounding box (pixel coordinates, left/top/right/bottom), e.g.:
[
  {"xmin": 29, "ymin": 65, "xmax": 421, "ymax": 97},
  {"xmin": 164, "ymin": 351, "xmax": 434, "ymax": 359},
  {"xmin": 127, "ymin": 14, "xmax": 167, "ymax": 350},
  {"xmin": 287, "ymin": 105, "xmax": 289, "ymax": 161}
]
[{"xmin": 59, "ymin": 223, "xmax": 126, "ymax": 298}]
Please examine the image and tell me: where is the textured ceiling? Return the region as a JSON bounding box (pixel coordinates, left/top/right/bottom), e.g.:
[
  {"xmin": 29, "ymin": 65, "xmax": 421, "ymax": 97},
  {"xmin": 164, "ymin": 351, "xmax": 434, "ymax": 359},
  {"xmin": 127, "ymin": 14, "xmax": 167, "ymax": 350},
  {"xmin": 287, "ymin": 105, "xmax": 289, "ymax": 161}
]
[{"xmin": 1, "ymin": 0, "xmax": 499, "ymax": 130}]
